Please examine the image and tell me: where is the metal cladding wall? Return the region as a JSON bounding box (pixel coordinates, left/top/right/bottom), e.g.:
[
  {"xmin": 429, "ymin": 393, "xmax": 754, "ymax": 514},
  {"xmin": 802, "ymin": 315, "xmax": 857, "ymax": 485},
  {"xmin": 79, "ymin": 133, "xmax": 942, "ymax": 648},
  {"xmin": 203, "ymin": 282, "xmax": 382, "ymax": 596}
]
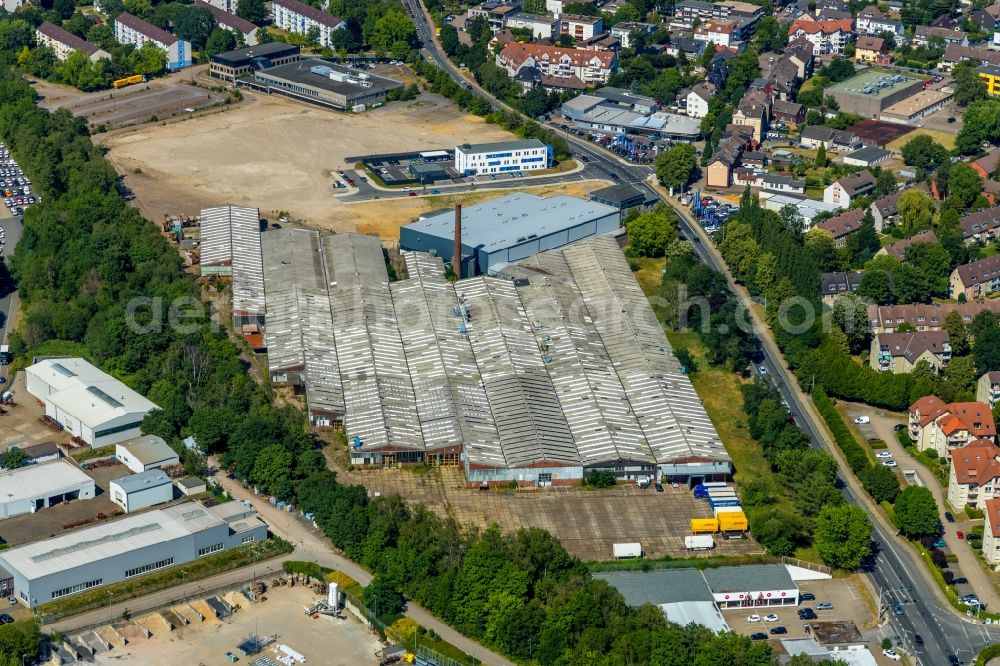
[{"xmin": 479, "ymin": 210, "xmax": 621, "ymax": 274}]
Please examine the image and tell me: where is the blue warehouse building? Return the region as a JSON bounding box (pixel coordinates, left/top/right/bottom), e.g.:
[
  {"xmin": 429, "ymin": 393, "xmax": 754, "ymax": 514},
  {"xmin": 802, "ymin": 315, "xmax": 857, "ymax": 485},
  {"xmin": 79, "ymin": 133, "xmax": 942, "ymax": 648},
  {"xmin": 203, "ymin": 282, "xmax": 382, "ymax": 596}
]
[{"xmin": 400, "ymin": 192, "xmax": 621, "ymax": 278}]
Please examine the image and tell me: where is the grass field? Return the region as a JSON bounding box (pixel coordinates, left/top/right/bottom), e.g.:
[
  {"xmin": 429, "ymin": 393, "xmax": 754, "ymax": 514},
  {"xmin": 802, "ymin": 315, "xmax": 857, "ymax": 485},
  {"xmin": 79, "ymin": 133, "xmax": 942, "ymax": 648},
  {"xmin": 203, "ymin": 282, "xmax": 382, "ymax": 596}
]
[
  {"xmin": 633, "ymin": 255, "xmax": 666, "ymax": 296},
  {"xmin": 886, "ymin": 127, "xmax": 955, "ymax": 152}
]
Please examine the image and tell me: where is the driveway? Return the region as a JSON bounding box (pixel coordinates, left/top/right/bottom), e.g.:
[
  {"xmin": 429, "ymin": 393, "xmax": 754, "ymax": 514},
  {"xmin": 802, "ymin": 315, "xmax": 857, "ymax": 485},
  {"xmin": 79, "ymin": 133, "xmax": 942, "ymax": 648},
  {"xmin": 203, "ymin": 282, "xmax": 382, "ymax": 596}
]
[
  {"xmin": 0, "ymin": 213, "xmax": 20, "ymax": 383},
  {"xmin": 842, "ymin": 403, "xmax": 1000, "ymax": 614},
  {"xmin": 207, "ymin": 458, "xmax": 516, "ymax": 666}
]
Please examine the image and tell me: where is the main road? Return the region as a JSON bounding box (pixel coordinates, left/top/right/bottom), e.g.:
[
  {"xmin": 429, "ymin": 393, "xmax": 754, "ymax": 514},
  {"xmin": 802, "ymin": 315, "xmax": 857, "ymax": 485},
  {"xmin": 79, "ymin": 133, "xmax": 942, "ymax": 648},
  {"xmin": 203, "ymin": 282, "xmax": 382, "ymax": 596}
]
[{"xmin": 406, "ymin": 5, "xmax": 1000, "ymax": 663}]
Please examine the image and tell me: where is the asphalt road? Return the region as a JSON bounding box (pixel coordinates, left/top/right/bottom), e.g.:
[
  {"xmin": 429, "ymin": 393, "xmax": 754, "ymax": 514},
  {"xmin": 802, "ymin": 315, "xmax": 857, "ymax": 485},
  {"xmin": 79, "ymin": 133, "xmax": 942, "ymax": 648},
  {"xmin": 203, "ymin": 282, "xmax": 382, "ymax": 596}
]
[
  {"xmin": 406, "ymin": 4, "xmax": 1000, "ymax": 663},
  {"xmin": 0, "ymin": 212, "xmax": 20, "ymax": 384}
]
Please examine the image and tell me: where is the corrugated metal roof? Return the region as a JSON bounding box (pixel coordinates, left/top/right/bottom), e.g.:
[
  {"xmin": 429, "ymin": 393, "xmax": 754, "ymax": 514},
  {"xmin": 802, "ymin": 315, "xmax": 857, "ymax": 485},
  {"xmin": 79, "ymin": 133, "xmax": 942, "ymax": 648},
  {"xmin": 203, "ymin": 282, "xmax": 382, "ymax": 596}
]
[
  {"xmin": 0, "ymin": 460, "xmax": 93, "ymax": 506},
  {"xmin": 110, "ymin": 469, "xmax": 172, "ymax": 494},
  {"xmin": 200, "ymin": 206, "xmax": 264, "ymax": 317}
]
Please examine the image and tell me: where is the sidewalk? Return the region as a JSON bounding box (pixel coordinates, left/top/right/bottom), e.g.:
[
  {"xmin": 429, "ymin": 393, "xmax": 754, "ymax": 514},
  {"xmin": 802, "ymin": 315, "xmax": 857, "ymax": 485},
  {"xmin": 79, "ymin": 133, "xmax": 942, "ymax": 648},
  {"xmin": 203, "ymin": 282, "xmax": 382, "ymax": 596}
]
[
  {"xmin": 860, "ymin": 407, "xmax": 1000, "ymax": 613},
  {"xmin": 208, "ymin": 460, "xmax": 516, "ymax": 666}
]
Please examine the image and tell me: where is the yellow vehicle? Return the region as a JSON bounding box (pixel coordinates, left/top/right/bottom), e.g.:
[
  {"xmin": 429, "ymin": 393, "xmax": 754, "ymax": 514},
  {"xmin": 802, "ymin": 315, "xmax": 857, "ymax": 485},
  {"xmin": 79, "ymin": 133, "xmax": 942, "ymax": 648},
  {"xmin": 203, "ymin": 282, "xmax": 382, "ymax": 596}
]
[
  {"xmin": 690, "ymin": 518, "xmax": 719, "ymax": 534},
  {"xmin": 112, "ymin": 74, "xmax": 146, "ymax": 89},
  {"xmin": 717, "ymin": 511, "xmax": 748, "ymax": 532},
  {"xmin": 435, "ymin": 26, "xmax": 441, "ymax": 36}
]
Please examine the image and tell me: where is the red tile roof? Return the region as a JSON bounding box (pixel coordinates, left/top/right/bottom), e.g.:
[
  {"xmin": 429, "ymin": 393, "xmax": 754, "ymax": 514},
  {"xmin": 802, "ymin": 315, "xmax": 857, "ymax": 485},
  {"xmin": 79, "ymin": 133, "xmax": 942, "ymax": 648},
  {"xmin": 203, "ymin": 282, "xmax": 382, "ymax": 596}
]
[
  {"xmin": 910, "ymin": 395, "xmax": 947, "ymax": 425},
  {"xmin": 788, "ymin": 18, "xmax": 855, "ymax": 35},
  {"xmin": 952, "ymin": 439, "xmax": 1000, "ymax": 484},
  {"xmin": 987, "ymin": 497, "xmax": 1000, "ymax": 538},
  {"xmin": 498, "ymin": 42, "xmax": 616, "ymax": 70}
]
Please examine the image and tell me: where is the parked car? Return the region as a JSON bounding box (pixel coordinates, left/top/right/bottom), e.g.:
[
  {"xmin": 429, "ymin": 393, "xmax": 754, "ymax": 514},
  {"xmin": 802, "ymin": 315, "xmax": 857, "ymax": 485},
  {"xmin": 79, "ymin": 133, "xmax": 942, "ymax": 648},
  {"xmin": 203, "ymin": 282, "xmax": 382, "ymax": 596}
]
[
  {"xmin": 854, "ymin": 416, "xmax": 870, "ymax": 424},
  {"xmin": 958, "ymin": 531, "xmax": 965, "ymax": 539},
  {"xmin": 798, "ymin": 608, "xmax": 817, "ymax": 620},
  {"xmin": 882, "ymin": 460, "xmax": 898, "ymax": 468},
  {"xmin": 914, "ymin": 634, "xmax": 924, "ymax": 646},
  {"xmin": 893, "ymin": 423, "xmax": 906, "ymax": 431},
  {"xmin": 876, "ymin": 451, "xmax": 893, "ymax": 459},
  {"xmin": 816, "ymin": 602, "xmax": 833, "ymax": 610},
  {"xmin": 750, "ymin": 632, "xmax": 768, "ymax": 640},
  {"xmin": 882, "ymin": 648, "xmax": 901, "ymax": 661},
  {"xmin": 945, "ymin": 512, "xmax": 955, "ymax": 523},
  {"xmin": 0, "ymin": 614, "xmax": 12, "ymax": 625},
  {"xmin": 949, "ymin": 654, "xmax": 960, "ymax": 665},
  {"xmin": 769, "ymin": 626, "xmax": 787, "ymax": 635},
  {"xmin": 800, "ymin": 593, "xmax": 815, "ymax": 601},
  {"xmin": 758, "ymin": 365, "xmax": 767, "ymax": 375},
  {"xmin": 933, "ymin": 538, "xmax": 946, "ymax": 548},
  {"xmin": 747, "ymin": 614, "xmax": 761, "ymax": 623},
  {"xmin": 953, "ymin": 577, "xmax": 968, "ymax": 585},
  {"xmin": 763, "ymin": 614, "xmax": 779, "ymax": 622}
]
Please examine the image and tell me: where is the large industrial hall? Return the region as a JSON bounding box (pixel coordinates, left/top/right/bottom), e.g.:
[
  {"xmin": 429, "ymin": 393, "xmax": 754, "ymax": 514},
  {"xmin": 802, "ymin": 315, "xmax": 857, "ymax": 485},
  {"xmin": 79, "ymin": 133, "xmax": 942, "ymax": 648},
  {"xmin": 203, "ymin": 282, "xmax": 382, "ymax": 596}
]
[{"xmin": 262, "ymin": 227, "xmax": 731, "ymax": 487}]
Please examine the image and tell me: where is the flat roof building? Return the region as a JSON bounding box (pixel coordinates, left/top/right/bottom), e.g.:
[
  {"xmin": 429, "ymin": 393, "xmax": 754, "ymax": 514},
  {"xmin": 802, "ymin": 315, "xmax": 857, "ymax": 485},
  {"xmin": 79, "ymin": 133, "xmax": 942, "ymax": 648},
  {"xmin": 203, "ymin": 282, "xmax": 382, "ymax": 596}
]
[
  {"xmin": 454, "ymin": 139, "xmax": 550, "ymax": 176},
  {"xmin": 825, "ymin": 70, "xmax": 924, "ymax": 118},
  {"xmin": 589, "ymin": 183, "xmax": 651, "ymax": 212},
  {"xmin": 116, "ymin": 435, "xmax": 180, "ymax": 474},
  {"xmin": 880, "ymin": 88, "xmax": 954, "ymax": 124},
  {"xmin": 245, "ymin": 58, "xmax": 403, "ymax": 111},
  {"xmin": 0, "ymin": 460, "xmax": 96, "ymax": 521},
  {"xmin": 109, "ymin": 469, "xmax": 173, "ymax": 513},
  {"xmin": 400, "ymin": 192, "xmax": 621, "ymax": 278},
  {"xmin": 209, "ymin": 41, "xmax": 300, "ymax": 82},
  {"xmin": 0, "ymin": 501, "xmax": 267, "ymax": 608},
  {"xmin": 199, "ymin": 205, "xmax": 264, "ymax": 327},
  {"xmin": 25, "ymin": 358, "xmax": 159, "ymax": 448},
  {"xmin": 263, "ymin": 229, "xmax": 732, "ymax": 486}
]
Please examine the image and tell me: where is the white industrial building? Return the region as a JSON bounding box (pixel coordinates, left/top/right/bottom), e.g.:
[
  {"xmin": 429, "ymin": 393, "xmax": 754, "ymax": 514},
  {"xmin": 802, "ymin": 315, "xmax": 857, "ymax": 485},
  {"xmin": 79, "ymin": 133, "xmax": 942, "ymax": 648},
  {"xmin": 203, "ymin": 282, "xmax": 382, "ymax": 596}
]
[
  {"xmin": 0, "ymin": 460, "xmax": 96, "ymax": 520},
  {"xmin": 0, "ymin": 501, "xmax": 267, "ymax": 608},
  {"xmin": 116, "ymin": 435, "xmax": 180, "ymax": 474},
  {"xmin": 25, "ymin": 358, "xmax": 160, "ymax": 448},
  {"xmin": 109, "ymin": 469, "xmax": 174, "ymax": 513},
  {"xmin": 199, "ymin": 205, "xmax": 264, "ymax": 327},
  {"xmin": 454, "ymin": 139, "xmax": 550, "ymax": 176}
]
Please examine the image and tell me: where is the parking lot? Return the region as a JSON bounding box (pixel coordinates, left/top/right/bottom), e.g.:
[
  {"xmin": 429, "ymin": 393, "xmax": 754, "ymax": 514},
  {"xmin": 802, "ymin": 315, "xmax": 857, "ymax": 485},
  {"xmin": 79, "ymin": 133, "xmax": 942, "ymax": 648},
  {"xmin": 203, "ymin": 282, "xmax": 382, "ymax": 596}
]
[
  {"xmin": 332, "ymin": 465, "xmax": 761, "ymax": 561},
  {"xmin": 85, "ymin": 582, "xmax": 383, "ymax": 665},
  {"xmin": 0, "ymin": 141, "xmax": 36, "ymax": 219}
]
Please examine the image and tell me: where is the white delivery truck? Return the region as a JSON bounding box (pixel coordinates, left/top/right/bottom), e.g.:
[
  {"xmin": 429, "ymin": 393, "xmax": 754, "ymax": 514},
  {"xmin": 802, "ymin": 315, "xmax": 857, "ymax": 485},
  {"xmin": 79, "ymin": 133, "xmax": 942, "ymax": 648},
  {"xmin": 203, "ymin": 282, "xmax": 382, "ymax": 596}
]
[
  {"xmin": 612, "ymin": 543, "xmax": 643, "ymax": 559},
  {"xmin": 684, "ymin": 535, "xmax": 715, "ymax": 551}
]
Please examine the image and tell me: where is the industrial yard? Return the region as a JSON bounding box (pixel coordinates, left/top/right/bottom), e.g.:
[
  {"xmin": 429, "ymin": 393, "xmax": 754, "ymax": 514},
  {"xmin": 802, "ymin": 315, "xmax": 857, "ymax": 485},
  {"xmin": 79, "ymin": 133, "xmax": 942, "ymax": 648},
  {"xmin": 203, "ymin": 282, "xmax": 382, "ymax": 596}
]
[{"xmin": 95, "ymin": 91, "xmax": 516, "ymax": 233}]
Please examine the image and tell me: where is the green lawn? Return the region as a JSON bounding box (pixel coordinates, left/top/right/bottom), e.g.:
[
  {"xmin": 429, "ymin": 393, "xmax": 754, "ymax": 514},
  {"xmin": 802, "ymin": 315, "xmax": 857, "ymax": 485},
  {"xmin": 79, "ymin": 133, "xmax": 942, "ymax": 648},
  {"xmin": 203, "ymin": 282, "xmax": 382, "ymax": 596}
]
[{"xmin": 633, "ymin": 255, "xmax": 666, "ymax": 296}]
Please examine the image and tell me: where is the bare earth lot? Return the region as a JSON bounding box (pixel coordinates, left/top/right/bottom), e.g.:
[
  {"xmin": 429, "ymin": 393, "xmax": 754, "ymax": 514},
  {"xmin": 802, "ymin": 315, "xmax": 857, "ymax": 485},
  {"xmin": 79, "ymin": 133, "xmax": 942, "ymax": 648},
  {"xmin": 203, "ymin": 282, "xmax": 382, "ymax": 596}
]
[
  {"xmin": 332, "ymin": 465, "xmax": 762, "ymax": 561},
  {"xmin": 95, "ymin": 92, "xmax": 518, "ymax": 234}
]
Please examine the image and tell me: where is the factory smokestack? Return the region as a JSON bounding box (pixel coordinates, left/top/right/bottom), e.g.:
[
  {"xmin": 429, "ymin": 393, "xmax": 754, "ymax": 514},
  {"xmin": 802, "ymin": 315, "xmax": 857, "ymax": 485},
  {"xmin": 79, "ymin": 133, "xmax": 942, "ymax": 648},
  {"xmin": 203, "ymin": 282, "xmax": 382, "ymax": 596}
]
[{"xmin": 453, "ymin": 203, "xmax": 462, "ymax": 278}]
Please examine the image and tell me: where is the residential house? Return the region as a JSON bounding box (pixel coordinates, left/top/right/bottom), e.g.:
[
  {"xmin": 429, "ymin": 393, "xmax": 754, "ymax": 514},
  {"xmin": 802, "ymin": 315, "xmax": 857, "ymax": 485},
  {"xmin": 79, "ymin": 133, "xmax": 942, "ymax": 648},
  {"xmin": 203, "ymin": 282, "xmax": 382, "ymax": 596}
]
[
  {"xmin": 35, "ymin": 21, "xmax": 110, "ymax": 62},
  {"xmin": 960, "ymin": 206, "xmax": 1000, "ymax": 245},
  {"xmin": 940, "ymin": 44, "xmax": 1000, "ymax": 72},
  {"xmin": 799, "ymin": 125, "xmax": 860, "ymax": 151},
  {"xmin": 784, "ymin": 36, "xmax": 815, "ymax": 78},
  {"xmin": 948, "ymin": 439, "xmax": 1000, "ymax": 511},
  {"xmin": 843, "ymin": 146, "xmax": 890, "ymax": 167},
  {"xmin": 194, "ymin": 0, "xmax": 258, "ymax": 45},
  {"xmin": 950, "ymin": 255, "xmax": 1000, "ymax": 301},
  {"xmin": 114, "ymin": 12, "xmax": 191, "ymax": 71},
  {"xmin": 736, "ymin": 172, "xmax": 805, "ymax": 193},
  {"xmin": 769, "ymin": 57, "xmax": 802, "ymax": 100},
  {"xmin": 817, "ymin": 207, "xmax": 865, "ymax": 247},
  {"xmin": 694, "ymin": 19, "xmax": 738, "ymax": 47},
  {"xmin": 705, "ymin": 133, "xmax": 751, "ymax": 188},
  {"xmin": 787, "ymin": 18, "xmax": 855, "ymax": 56},
  {"xmin": 854, "ymin": 36, "xmax": 889, "ymax": 64},
  {"xmin": 878, "ymin": 229, "xmax": 937, "ymax": 259},
  {"xmin": 771, "ymin": 99, "xmax": 805, "ymax": 126},
  {"xmin": 732, "ymin": 88, "xmax": 770, "ymax": 140},
  {"xmin": 561, "ymin": 14, "xmax": 603, "ymax": 40},
  {"xmin": 577, "ymin": 34, "xmax": 621, "ymax": 52},
  {"xmin": 978, "ymin": 371, "xmax": 1000, "ymax": 410},
  {"xmin": 984, "ymin": 497, "xmax": 1000, "ymax": 568},
  {"xmin": 820, "ymin": 270, "xmax": 864, "ymax": 305},
  {"xmin": 270, "ymin": 0, "xmax": 345, "ymax": 48},
  {"xmin": 496, "ymin": 42, "xmax": 617, "ymax": 86},
  {"xmin": 609, "ymin": 22, "xmax": 655, "ymax": 49},
  {"xmin": 504, "ymin": 12, "xmax": 559, "ymax": 40},
  {"xmin": 972, "ymin": 150, "xmax": 1000, "ymax": 181},
  {"xmin": 869, "ymin": 191, "xmax": 903, "ymax": 232},
  {"xmin": 823, "ymin": 170, "xmax": 876, "ymax": 207},
  {"xmin": 855, "ymin": 4, "xmax": 903, "ymax": 37},
  {"xmin": 870, "ymin": 330, "xmax": 951, "ymax": 373},
  {"xmin": 868, "ymin": 302, "xmax": 1000, "ymax": 333},
  {"xmin": 685, "ymin": 82, "xmax": 716, "ymax": 119},
  {"xmin": 469, "ymin": 2, "xmax": 520, "ymax": 34},
  {"xmin": 912, "ymin": 25, "xmax": 968, "ymax": 48},
  {"xmin": 968, "ymin": 9, "xmax": 1000, "ymax": 34},
  {"xmin": 908, "ymin": 395, "xmax": 997, "ymax": 458}
]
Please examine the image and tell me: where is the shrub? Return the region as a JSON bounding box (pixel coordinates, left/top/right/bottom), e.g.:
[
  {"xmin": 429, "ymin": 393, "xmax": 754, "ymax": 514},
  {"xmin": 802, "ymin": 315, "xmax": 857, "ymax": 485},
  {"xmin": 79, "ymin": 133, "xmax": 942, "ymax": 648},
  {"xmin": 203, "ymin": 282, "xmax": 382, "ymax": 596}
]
[
  {"xmin": 813, "ymin": 387, "xmax": 870, "ymax": 474},
  {"xmin": 584, "ymin": 470, "xmax": 616, "ymax": 488}
]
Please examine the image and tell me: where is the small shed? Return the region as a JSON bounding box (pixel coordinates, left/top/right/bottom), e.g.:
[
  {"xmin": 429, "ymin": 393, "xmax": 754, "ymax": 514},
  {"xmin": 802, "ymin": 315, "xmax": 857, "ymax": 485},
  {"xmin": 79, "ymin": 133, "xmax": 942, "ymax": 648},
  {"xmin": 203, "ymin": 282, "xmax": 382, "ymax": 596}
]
[
  {"xmin": 176, "ymin": 476, "xmax": 207, "ymax": 496},
  {"xmin": 116, "ymin": 435, "xmax": 180, "ymax": 473},
  {"xmin": 109, "ymin": 469, "xmax": 173, "ymax": 513}
]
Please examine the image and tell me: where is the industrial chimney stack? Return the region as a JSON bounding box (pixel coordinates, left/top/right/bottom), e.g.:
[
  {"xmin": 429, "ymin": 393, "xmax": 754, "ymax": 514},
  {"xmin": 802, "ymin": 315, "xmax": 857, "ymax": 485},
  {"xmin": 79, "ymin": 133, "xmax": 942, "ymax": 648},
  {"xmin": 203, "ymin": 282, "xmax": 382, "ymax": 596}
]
[{"xmin": 453, "ymin": 203, "xmax": 462, "ymax": 278}]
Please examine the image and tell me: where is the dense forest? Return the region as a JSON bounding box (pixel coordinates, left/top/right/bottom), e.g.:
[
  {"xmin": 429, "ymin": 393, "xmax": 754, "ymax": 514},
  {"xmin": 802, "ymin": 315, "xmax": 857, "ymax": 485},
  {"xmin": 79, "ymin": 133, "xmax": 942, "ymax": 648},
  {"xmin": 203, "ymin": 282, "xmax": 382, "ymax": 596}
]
[{"xmin": 0, "ymin": 37, "xmax": 835, "ymax": 666}]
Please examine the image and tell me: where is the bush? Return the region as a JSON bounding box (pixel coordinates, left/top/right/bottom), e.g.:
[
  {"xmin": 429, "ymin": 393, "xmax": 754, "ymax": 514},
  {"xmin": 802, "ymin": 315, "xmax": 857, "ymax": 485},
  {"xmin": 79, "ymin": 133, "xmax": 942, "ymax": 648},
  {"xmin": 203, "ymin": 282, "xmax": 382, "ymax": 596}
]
[
  {"xmin": 930, "ymin": 548, "xmax": 947, "ymax": 569},
  {"xmin": 584, "ymin": 470, "xmax": 616, "ymax": 488},
  {"xmin": 813, "ymin": 388, "xmax": 870, "ymax": 474},
  {"xmin": 881, "ymin": 638, "xmax": 892, "ymax": 650}
]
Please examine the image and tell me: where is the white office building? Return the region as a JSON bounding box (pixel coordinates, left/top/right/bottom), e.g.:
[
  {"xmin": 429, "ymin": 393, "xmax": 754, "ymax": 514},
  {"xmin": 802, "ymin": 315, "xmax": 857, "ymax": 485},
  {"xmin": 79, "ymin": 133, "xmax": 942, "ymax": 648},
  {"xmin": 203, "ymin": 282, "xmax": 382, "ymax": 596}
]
[
  {"xmin": 0, "ymin": 501, "xmax": 268, "ymax": 608},
  {"xmin": 0, "ymin": 460, "xmax": 96, "ymax": 521},
  {"xmin": 109, "ymin": 470, "xmax": 174, "ymax": 513},
  {"xmin": 455, "ymin": 139, "xmax": 550, "ymax": 176},
  {"xmin": 25, "ymin": 358, "xmax": 160, "ymax": 448},
  {"xmin": 271, "ymin": 0, "xmax": 345, "ymax": 48}
]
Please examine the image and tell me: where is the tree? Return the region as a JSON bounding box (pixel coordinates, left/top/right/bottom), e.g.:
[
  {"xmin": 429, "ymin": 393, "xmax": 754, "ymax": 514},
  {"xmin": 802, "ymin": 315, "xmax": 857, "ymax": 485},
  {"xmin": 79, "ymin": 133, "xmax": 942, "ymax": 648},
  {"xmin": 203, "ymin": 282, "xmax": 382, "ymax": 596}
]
[
  {"xmin": 953, "ymin": 60, "xmax": 987, "ymax": 107},
  {"xmin": 204, "ymin": 28, "xmax": 238, "ymax": 57},
  {"xmin": 855, "ymin": 268, "xmax": 893, "ymax": 305},
  {"xmin": 833, "ymin": 294, "xmax": 872, "ymax": 353},
  {"xmin": 947, "ymin": 163, "xmax": 983, "ymax": 211},
  {"xmin": 655, "ymin": 143, "xmax": 699, "ymax": 191},
  {"xmin": 815, "ymin": 144, "xmax": 827, "ymax": 168},
  {"xmin": 875, "ymin": 169, "xmax": 897, "ymax": 197},
  {"xmin": 305, "ymin": 25, "xmax": 321, "ymax": 45},
  {"xmin": 861, "ymin": 463, "xmax": 901, "ymax": 503},
  {"xmin": 892, "ymin": 263, "xmax": 932, "ymax": 304},
  {"xmin": 753, "ymin": 16, "xmax": 787, "ymax": 52},
  {"xmin": 0, "ymin": 447, "xmax": 25, "ymax": 470},
  {"xmin": 957, "ymin": 99, "xmax": 1000, "ymax": 155},
  {"xmin": 440, "ymin": 24, "xmax": 459, "ymax": 55},
  {"xmin": 236, "ymin": 0, "xmax": 266, "ymax": 22},
  {"xmin": 847, "ymin": 213, "xmax": 880, "ymax": 266},
  {"xmin": 973, "ymin": 318, "xmax": 1000, "ymax": 372},
  {"xmin": 804, "ymin": 228, "xmax": 840, "ymax": 272},
  {"xmin": 814, "ymin": 504, "xmax": 872, "ymax": 570},
  {"xmin": 944, "ymin": 310, "xmax": 970, "ymax": 355},
  {"xmin": 895, "ymin": 486, "xmax": 940, "ymax": 538},
  {"xmin": 364, "ymin": 575, "xmax": 404, "ymax": 617},
  {"xmin": 626, "ymin": 209, "xmax": 675, "ymax": 257},
  {"xmin": 897, "ymin": 189, "xmax": 935, "ymax": 236},
  {"xmin": 370, "ymin": 7, "xmax": 416, "ymax": 53},
  {"xmin": 173, "ymin": 6, "xmax": 216, "ymax": 49},
  {"xmin": 901, "ymin": 134, "xmax": 948, "ymax": 171},
  {"xmin": 820, "ymin": 57, "xmax": 855, "ymax": 82},
  {"xmin": 54, "ymin": 0, "xmax": 75, "ymax": 20}
]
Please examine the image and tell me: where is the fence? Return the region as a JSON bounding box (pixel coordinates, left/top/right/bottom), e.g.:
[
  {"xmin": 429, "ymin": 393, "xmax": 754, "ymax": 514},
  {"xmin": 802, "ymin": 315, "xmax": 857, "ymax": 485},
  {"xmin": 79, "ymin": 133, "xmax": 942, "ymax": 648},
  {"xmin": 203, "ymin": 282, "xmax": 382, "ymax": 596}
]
[{"xmin": 780, "ymin": 556, "xmax": 832, "ymax": 575}]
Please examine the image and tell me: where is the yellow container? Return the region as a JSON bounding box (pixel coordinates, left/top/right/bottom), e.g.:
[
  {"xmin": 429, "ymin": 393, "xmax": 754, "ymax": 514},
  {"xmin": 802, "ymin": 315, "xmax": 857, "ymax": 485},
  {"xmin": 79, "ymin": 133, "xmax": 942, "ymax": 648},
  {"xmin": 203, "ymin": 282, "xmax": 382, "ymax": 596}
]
[
  {"xmin": 690, "ymin": 518, "xmax": 719, "ymax": 534},
  {"xmin": 718, "ymin": 511, "xmax": 748, "ymax": 532}
]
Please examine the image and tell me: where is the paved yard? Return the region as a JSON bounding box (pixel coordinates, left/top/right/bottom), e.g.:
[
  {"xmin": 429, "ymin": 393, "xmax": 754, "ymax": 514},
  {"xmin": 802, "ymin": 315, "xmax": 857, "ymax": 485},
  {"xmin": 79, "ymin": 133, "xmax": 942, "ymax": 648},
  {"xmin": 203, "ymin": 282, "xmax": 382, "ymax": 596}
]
[
  {"xmin": 0, "ymin": 371, "xmax": 72, "ymax": 453},
  {"xmin": 87, "ymin": 583, "xmax": 383, "ymax": 665},
  {"xmin": 334, "ymin": 464, "xmax": 762, "ymax": 561}
]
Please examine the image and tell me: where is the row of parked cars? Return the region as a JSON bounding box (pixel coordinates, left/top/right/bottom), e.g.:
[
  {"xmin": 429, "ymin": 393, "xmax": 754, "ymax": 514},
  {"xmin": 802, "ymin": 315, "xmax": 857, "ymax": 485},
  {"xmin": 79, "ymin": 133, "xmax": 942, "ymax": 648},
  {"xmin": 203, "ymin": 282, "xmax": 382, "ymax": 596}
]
[{"xmin": 0, "ymin": 142, "xmax": 33, "ymax": 217}]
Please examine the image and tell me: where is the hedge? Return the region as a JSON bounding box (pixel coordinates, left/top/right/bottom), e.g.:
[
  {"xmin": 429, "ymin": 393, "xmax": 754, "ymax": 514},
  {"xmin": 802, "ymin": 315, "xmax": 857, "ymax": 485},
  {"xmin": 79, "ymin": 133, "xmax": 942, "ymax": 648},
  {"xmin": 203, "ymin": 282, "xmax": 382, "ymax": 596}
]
[
  {"xmin": 813, "ymin": 387, "xmax": 870, "ymax": 474},
  {"xmin": 977, "ymin": 642, "xmax": 1000, "ymax": 666}
]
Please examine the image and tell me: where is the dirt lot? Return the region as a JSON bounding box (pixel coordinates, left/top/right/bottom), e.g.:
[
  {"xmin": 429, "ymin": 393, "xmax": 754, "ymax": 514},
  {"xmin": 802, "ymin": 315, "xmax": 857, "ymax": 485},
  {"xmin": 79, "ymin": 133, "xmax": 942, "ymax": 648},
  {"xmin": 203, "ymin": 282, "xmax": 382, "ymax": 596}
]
[
  {"xmin": 95, "ymin": 91, "xmax": 521, "ymax": 235},
  {"xmin": 332, "ymin": 464, "xmax": 761, "ymax": 561},
  {"xmin": 86, "ymin": 583, "xmax": 383, "ymax": 666}
]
